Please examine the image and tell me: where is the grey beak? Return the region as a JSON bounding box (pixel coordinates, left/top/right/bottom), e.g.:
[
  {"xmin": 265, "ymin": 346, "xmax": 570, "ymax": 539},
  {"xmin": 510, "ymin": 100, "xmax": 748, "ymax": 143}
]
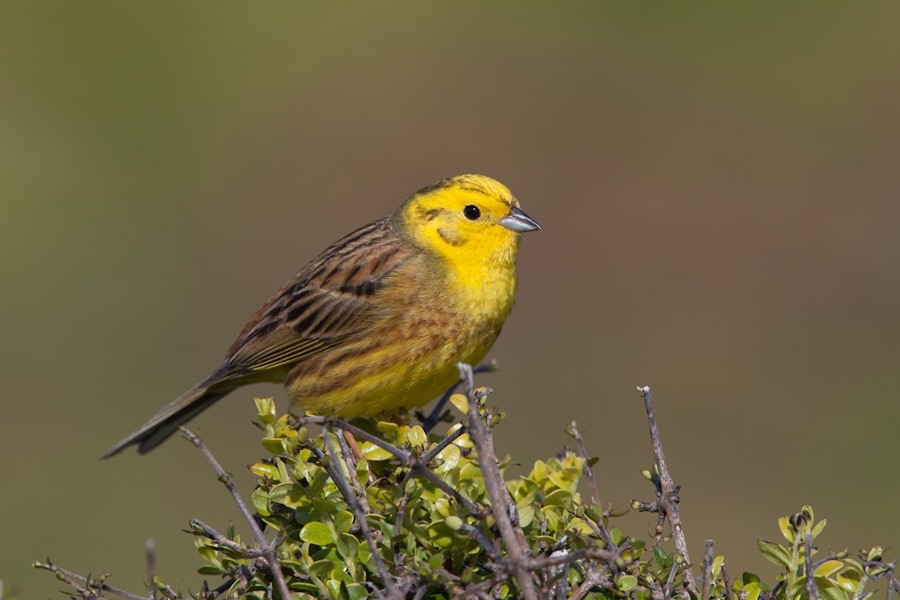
[{"xmin": 499, "ymin": 206, "xmax": 541, "ymax": 233}]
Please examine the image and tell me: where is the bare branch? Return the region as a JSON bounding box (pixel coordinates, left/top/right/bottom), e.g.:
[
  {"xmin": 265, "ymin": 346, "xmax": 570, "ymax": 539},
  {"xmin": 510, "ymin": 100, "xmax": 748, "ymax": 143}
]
[
  {"xmin": 421, "ymin": 423, "xmax": 467, "ymax": 463},
  {"xmin": 567, "ymin": 421, "xmax": 616, "ymax": 551},
  {"xmin": 179, "ymin": 427, "xmax": 291, "ymax": 600},
  {"xmin": 190, "ymin": 519, "xmax": 266, "ymax": 557},
  {"xmin": 460, "ymin": 523, "xmax": 504, "ymax": 562},
  {"xmin": 804, "ymin": 533, "xmax": 819, "ymax": 600},
  {"xmin": 637, "ymin": 386, "xmax": 698, "ymax": 596},
  {"xmin": 701, "ymin": 539, "xmax": 714, "ymax": 600},
  {"xmin": 566, "ymin": 421, "xmax": 600, "ymax": 507},
  {"xmin": 146, "ymin": 539, "xmax": 157, "ymax": 600},
  {"xmin": 393, "ymin": 468, "xmax": 415, "ymax": 568},
  {"xmin": 34, "ymin": 559, "xmax": 149, "ymax": 600},
  {"xmin": 420, "ymin": 360, "xmax": 498, "ymax": 432},
  {"xmin": 570, "ymin": 566, "xmax": 613, "ymax": 600},
  {"xmin": 459, "ymin": 362, "xmax": 538, "ymax": 600}
]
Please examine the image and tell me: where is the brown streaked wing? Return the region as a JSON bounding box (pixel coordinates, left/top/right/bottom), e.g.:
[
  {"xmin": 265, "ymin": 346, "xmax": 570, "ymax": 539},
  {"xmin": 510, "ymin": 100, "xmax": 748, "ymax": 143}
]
[{"xmin": 222, "ymin": 217, "xmax": 415, "ymax": 375}]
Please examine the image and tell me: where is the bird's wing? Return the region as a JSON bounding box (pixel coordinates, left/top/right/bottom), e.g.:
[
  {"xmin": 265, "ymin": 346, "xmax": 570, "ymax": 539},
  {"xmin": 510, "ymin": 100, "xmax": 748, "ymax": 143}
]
[{"xmin": 222, "ymin": 217, "xmax": 415, "ymax": 375}]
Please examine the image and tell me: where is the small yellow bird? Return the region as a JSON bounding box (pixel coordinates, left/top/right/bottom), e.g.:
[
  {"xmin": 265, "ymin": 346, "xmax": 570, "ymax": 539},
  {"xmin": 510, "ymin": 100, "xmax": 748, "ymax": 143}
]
[{"xmin": 101, "ymin": 174, "xmax": 539, "ymax": 458}]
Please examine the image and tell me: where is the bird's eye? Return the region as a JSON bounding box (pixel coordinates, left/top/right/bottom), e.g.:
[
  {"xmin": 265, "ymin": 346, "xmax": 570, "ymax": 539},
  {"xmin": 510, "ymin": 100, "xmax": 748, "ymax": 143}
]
[{"xmin": 463, "ymin": 204, "xmax": 481, "ymax": 221}]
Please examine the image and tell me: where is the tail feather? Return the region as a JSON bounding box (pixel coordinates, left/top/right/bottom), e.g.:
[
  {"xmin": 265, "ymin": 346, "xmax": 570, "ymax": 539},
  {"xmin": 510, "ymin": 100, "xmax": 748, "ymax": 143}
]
[{"xmin": 99, "ymin": 383, "xmax": 232, "ymax": 459}]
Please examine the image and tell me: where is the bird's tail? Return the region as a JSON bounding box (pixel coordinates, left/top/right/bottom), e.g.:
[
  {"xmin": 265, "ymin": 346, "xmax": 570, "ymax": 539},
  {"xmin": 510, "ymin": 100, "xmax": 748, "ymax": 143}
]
[{"xmin": 99, "ymin": 381, "xmax": 232, "ymax": 459}]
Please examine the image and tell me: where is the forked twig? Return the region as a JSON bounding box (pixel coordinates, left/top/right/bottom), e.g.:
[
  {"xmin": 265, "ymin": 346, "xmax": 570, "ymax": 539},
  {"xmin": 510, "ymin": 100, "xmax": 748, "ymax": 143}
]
[
  {"xmin": 34, "ymin": 559, "xmax": 147, "ymax": 600},
  {"xmin": 295, "ymin": 414, "xmax": 486, "ymax": 517},
  {"xmin": 420, "ymin": 360, "xmax": 498, "ymax": 432},
  {"xmin": 179, "ymin": 427, "xmax": 291, "ymax": 600}
]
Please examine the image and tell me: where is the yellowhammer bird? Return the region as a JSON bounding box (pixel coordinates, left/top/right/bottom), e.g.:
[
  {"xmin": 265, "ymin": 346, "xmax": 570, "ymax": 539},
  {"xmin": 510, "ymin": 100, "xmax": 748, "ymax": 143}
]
[{"xmin": 101, "ymin": 174, "xmax": 539, "ymax": 458}]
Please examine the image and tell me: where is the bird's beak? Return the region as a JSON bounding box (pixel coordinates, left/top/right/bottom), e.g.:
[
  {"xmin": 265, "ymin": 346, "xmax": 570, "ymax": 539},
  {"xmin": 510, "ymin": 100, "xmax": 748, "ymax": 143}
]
[{"xmin": 499, "ymin": 206, "xmax": 541, "ymax": 233}]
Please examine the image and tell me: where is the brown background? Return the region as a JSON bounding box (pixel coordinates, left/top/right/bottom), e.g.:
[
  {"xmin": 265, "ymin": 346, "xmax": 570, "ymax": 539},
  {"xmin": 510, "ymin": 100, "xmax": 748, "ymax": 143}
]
[{"xmin": 2, "ymin": 3, "xmax": 899, "ymax": 598}]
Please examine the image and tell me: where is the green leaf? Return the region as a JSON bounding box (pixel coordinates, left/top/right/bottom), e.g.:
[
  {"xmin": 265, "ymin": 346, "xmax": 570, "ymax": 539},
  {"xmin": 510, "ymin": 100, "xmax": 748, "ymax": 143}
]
[
  {"xmin": 333, "ymin": 511, "xmax": 354, "ymax": 534},
  {"xmin": 778, "ymin": 516, "xmax": 795, "ymax": 543},
  {"xmin": 336, "ymin": 533, "xmax": 360, "ymax": 561},
  {"xmin": 547, "ymin": 469, "xmax": 575, "ymax": 492},
  {"xmin": 249, "ymin": 462, "xmax": 279, "ymax": 479},
  {"xmin": 405, "ymin": 426, "xmax": 427, "ymax": 447},
  {"xmin": 740, "ymin": 572, "xmax": 761, "ymax": 585},
  {"xmin": 251, "ymin": 488, "xmax": 270, "ymax": 515},
  {"xmin": 290, "ymin": 581, "xmax": 324, "ymax": 594},
  {"xmin": 435, "ymin": 443, "xmax": 461, "ymax": 471},
  {"xmin": 865, "ymin": 546, "xmax": 884, "ymax": 562},
  {"xmin": 742, "ymin": 581, "xmax": 763, "ymax": 600},
  {"xmin": 449, "ymin": 393, "xmax": 468, "ymax": 414},
  {"xmin": 432, "ymin": 496, "xmax": 451, "ymax": 517},
  {"xmin": 788, "ymin": 576, "xmax": 806, "ymax": 600},
  {"xmin": 198, "ymin": 565, "xmax": 224, "ymax": 575},
  {"xmin": 459, "ymin": 461, "xmax": 482, "ymax": 481},
  {"xmin": 836, "ymin": 568, "xmax": 861, "ymax": 592},
  {"xmin": 300, "ymin": 522, "xmax": 335, "ymax": 546},
  {"xmin": 543, "ymin": 488, "xmax": 573, "ymax": 507},
  {"xmin": 812, "ymin": 518, "xmax": 827, "ymax": 539},
  {"xmin": 530, "ymin": 460, "xmax": 548, "ymax": 481},
  {"xmin": 652, "ymin": 545, "xmax": 668, "ymax": 568},
  {"xmin": 712, "ymin": 555, "xmax": 725, "ymax": 578},
  {"xmin": 269, "ymin": 482, "xmax": 309, "ymax": 509},
  {"xmin": 254, "ymin": 397, "xmax": 276, "ymax": 424},
  {"xmin": 617, "ymin": 575, "xmax": 638, "ymax": 591},
  {"xmin": 610, "ymin": 528, "xmax": 625, "ymax": 546},
  {"xmin": 427, "ymin": 522, "xmax": 456, "ymax": 549},
  {"xmin": 357, "ymin": 542, "xmax": 376, "ymax": 573},
  {"xmin": 309, "ymin": 558, "xmax": 336, "ymax": 577},
  {"xmin": 517, "ymin": 504, "xmax": 534, "ymax": 528},
  {"xmin": 261, "ymin": 437, "xmax": 287, "ymax": 454},
  {"xmin": 815, "ymin": 560, "xmax": 845, "ymax": 578},
  {"xmin": 818, "ymin": 580, "xmax": 849, "ymax": 600},
  {"xmin": 374, "ymin": 420, "xmax": 398, "ymax": 435},
  {"xmin": 540, "ymin": 506, "xmax": 561, "ymax": 532},
  {"xmin": 345, "ymin": 583, "xmax": 369, "ymax": 600},
  {"xmin": 757, "ymin": 540, "xmax": 792, "ymax": 568},
  {"xmin": 359, "ymin": 442, "xmax": 394, "ymax": 461}
]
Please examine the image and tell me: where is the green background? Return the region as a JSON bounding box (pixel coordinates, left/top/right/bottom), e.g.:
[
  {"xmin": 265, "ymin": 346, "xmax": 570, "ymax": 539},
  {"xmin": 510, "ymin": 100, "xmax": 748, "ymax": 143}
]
[{"xmin": 2, "ymin": 3, "xmax": 899, "ymax": 598}]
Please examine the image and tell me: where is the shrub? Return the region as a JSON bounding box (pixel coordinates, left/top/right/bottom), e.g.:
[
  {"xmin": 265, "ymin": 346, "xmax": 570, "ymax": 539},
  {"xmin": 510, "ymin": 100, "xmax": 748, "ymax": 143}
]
[{"xmin": 36, "ymin": 366, "xmax": 897, "ymax": 600}]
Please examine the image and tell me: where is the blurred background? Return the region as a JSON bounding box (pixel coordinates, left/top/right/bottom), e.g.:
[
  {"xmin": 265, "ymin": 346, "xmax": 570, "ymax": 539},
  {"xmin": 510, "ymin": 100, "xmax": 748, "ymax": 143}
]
[{"xmin": 2, "ymin": 2, "xmax": 899, "ymax": 597}]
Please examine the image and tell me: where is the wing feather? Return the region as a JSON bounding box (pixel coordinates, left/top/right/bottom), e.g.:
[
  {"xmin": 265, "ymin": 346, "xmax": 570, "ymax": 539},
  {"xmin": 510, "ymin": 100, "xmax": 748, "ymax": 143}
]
[{"xmin": 221, "ymin": 217, "xmax": 414, "ymax": 376}]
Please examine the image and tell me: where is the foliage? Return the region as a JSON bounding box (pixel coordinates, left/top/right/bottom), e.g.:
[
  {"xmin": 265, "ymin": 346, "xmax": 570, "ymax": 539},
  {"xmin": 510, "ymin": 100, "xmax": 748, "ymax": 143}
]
[
  {"xmin": 199, "ymin": 396, "xmax": 627, "ymax": 599},
  {"xmin": 34, "ymin": 385, "xmax": 898, "ymax": 600},
  {"xmin": 747, "ymin": 506, "xmax": 893, "ymax": 600}
]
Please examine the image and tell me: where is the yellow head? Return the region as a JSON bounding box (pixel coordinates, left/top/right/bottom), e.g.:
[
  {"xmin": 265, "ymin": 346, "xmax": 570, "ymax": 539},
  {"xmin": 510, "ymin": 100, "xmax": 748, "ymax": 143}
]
[
  {"xmin": 396, "ymin": 174, "xmax": 540, "ymax": 268},
  {"xmin": 393, "ymin": 174, "xmax": 540, "ymax": 326}
]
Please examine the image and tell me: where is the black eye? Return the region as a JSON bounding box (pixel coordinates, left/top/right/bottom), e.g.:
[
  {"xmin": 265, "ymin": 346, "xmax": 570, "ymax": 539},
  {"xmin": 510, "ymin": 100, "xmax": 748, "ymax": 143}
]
[{"xmin": 463, "ymin": 204, "xmax": 481, "ymax": 221}]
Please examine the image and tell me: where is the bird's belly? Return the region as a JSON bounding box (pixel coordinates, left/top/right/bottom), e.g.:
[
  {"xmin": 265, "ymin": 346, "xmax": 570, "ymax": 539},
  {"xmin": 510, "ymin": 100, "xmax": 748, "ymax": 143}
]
[{"xmin": 285, "ymin": 318, "xmax": 498, "ymax": 418}]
